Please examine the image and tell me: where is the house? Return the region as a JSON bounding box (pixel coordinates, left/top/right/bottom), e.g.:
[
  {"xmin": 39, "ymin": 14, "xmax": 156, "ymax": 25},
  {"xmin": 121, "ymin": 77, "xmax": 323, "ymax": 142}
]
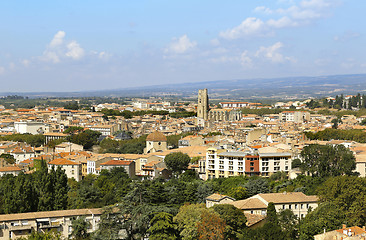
[
  {"xmin": 0, "ymin": 166, "xmax": 22, "ymax": 177},
  {"xmin": 0, "ymin": 208, "xmax": 102, "ymax": 239},
  {"xmin": 314, "ymin": 225, "xmax": 366, "ymax": 240},
  {"xmin": 231, "ymin": 192, "xmax": 318, "ymax": 219},
  {"xmin": 88, "ymin": 124, "xmax": 120, "ymax": 136},
  {"xmin": 205, "ymin": 193, "xmax": 236, "ymax": 208},
  {"xmin": 48, "ymin": 158, "xmax": 82, "ymax": 181},
  {"xmin": 43, "ymin": 132, "xmax": 68, "ymax": 144},
  {"xmin": 14, "ymin": 121, "xmax": 50, "ymax": 135},
  {"xmin": 141, "ymin": 160, "xmax": 171, "ymax": 179},
  {"xmin": 144, "ymin": 131, "xmax": 167, "ymax": 154},
  {"xmin": 100, "ymin": 160, "xmax": 136, "ymax": 178},
  {"xmin": 55, "ymin": 142, "xmax": 83, "ymax": 153}
]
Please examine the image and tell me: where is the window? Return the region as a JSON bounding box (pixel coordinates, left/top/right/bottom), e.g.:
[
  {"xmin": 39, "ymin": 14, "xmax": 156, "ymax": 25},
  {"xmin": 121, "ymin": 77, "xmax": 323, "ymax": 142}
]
[
  {"xmin": 251, "ymin": 211, "xmax": 254, "ymax": 214},
  {"xmin": 307, "ymin": 204, "xmax": 309, "ymax": 209},
  {"xmin": 289, "ymin": 205, "xmax": 292, "ymax": 209},
  {"xmin": 250, "ymin": 167, "xmax": 254, "ymax": 171},
  {"xmin": 72, "ymin": 170, "xmax": 75, "ymax": 175},
  {"xmin": 282, "ymin": 205, "xmax": 285, "ymax": 209},
  {"xmin": 301, "ymin": 204, "xmax": 303, "ymax": 209},
  {"xmin": 295, "ymin": 204, "xmax": 297, "ymax": 209},
  {"xmin": 250, "ymin": 162, "xmax": 254, "ymax": 166}
]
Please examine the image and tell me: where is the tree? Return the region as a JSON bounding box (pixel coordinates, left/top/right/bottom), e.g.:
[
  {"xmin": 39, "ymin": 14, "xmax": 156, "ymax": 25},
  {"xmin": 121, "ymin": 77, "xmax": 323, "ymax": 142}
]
[
  {"xmin": 299, "ymin": 202, "xmax": 345, "ymax": 240},
  {"xmin": 300, "ymin": 144, "xmax": 356, "ymax": 178},
  {"xmin": 164, "ymin": 152, "xmax": 190, "ymax": 175},
  {"xmin": 317, "ymin": 176, "xmax": 366, "ymax": 226},
  {"xmin": 148, "ymin": 212, "xmax": 177, "ymax": 240},
  {"xmin": 53, "ymin": 167, "xmax": 69, "ymax": 210},
  {"xmin": 70, "ymin": 216, "xmax": 90, "ymax": 240},
  {"xmin": 227, "ymin": 186, "xmax": 248, "ymax": 200},
  {"xmin": 174, "ymin": 203, "xmax": 214, "ymax": 240},
  {"xmin": 278, "ymin": 209, "xmax": 298, "ymax": 240},
  {"xmin": 244, "ymin": 178, "xmax": 269, "ymax": 197},
  {"xmin": 93, "ymin": 206, "xmax": 123, "ymax": 240},
  {"xmin": 331, "ymin": 118, "xmax": 339, "ymax": 129},
  {"xmin": 19, "ymin": 231, "xmax": 62, "ymax": 240},
  {"xmin": 291, "ymin": 158, "xmax": 302, "ymax": 169},
  {"xmin": 197, "ymin": 211, "xmax": 226, "ymax": 240},
  {"xmin": 0, "ymin": 153, "xmax": 16, "ymax": 164},
  {"xmin": 261, "ymin": 202, "xmax": 283, "ymax": 240},
  {"xmin": 212, "ymin": 204, "xmax": 247, "ymax": 239}
]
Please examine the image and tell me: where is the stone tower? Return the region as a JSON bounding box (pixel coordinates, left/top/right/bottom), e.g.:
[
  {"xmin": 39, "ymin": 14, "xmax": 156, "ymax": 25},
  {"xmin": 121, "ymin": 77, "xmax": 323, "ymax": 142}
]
[{"xmin": 197, "ymin": 88, "xmax": 209, "ymax": 126}]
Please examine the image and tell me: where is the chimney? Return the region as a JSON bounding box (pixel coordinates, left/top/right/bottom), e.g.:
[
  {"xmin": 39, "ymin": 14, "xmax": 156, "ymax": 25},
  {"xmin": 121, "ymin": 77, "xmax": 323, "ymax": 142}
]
[
  {"xmin": 363, "ymin": 226, "xmax": 366, "ymax": 231},
  {"xmin": 342, "ymin": 224, "xmax": 346, "ymax": 229}
]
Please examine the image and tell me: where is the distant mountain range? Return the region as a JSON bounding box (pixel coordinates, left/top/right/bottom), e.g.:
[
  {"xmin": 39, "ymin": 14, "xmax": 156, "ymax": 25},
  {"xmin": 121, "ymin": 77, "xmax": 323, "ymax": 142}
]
[{"xmin": 2, "ymin": 74, "xmax": 366, "ymax": 100}]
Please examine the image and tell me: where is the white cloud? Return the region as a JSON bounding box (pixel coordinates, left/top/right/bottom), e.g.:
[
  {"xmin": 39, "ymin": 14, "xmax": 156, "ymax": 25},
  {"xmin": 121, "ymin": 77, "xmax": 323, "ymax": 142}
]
[
  {"xmin": 165, "ymin": 35, "xmax": 197, "ymax": 54},
  {"xmin": 220, "ymin": 0, "xmax": 338, "ymax": 40},
  {"xmin": 255, "ymin": 42, "xmax": 294, "ymax": 63},
  {"xmin": 220, "ymin": 17, "xmax": 266, "ymax": 39},
  {"xmin": 41, "ymin": 31, "xmax": 85, "ymax": 63},
  {"xmin": 49, "ymin": 31, "xmax": 66, "ymax": 48},
  {"xmin": 254, "ymin": 6, "xmax": 273, "ymax": 14},
  {"xmin": 0, "ymin": 66, "xmax": 4, "ymax": 75},
  {"xmin": 210, "ymin": 38, "xmax": 220, "ymax": 46},
  {"xmin": 240, "ymin": 51, "xmax": 253, "ymax": 67},
  {"xmin": 267, "ymin": 16, "xmax": 297, "ymax": 28},
  {"xmin": 21, "ymin": 59, "xmax": 30, "ymax": 67},
  {"xmin": 66, "ymin": 41, "xmax": 85, "ymax": 60},
  {"xmin": 334, "ymin": 31, "xmax": 360, "ymax": 42},
  {"xmin": 300, "ymin": 0, "xmax": 333, "ymax": 9}
]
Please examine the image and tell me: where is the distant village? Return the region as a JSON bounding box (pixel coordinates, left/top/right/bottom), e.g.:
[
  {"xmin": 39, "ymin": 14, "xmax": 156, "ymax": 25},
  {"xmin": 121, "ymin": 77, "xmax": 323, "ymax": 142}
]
[{"xmin": 0, "ymin": 90, "xmax": 366, "ymax": 239}]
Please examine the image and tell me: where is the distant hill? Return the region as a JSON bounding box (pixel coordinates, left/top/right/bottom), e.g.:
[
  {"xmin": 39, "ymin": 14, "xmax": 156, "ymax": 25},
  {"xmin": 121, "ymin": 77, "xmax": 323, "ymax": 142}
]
[{"xmin": 2, "ymin": 74, "xmax": 366, "ymax": 100}]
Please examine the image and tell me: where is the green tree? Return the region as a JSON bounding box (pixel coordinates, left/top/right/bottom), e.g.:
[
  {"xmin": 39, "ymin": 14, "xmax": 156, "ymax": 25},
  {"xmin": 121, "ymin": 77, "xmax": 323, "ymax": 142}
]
[
  {"xmin": 174, "ymin": 203, "xmax": 215, "ymax": 240},
  {"xmin": 278, "ymin": 209, "xmax": 298, "ymax": 240},
  {"xmin": 212, "ymin": 204, "xmax": 247, "ymax": 239},
  {"xmin": 291, "ymin": 159, "xmax": 302, "ymax": 169},
  {"xmin": 70, "ymin": 216, "xmax": 90, "ymax": 240},
  {"xmin": 19, "ymin": 231, "xmax": 62, "ymax": 240},
  {"xmin": 261, "ymin": 202, "xmax": 283, "ymax": 240},
  {"xmin": 164, "ymin": 152, "xmax": 191, "ymax": 175},
  {"xmin": 227, "ymin": 186, "xmax": 248, "ymax": 200},
  {"xmin": 317, "ymin": 176, "xmax": 366, "ymax": 226},
  {"xmin": 244, "ymin": 178, "xmax": 269, "ymax": 197},
  {"xmin": 0, "ymin": 153, "xmax": 16, "ymax": 164},
  {"xmin": 300, "ymin": 144, "xmax": 356, "ymax": 178},
  {"xmin": 148, "ymin": 212, "xmax": 177, "ymax": 240},
  {"xmin": 53, "ymin": 167, "xmax": 69, "ymax": 210},
  {"xmin": 93, "ymin": 206, "xmax": 123, "ymax": 240},
  {"xmin": 299, "ymin": 202, "xmax": 345, "ymax": 240}
]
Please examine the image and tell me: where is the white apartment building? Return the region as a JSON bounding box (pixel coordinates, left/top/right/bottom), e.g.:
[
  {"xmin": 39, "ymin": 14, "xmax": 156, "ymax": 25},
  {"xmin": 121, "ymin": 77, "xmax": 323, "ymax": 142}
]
[
  {"xmin": 206, "ymin": 148, "xmax": 293, "ymax": 179},
  {"xmin": 48, "ymin": 158, "xmax": 82, "ymax": 181},
  {"xmin": 14, "ymin": 121, "xmax": 50, "ymax": 135},
  {"xmin": 279, "ymin": 111, "xmax": 310, "ymax": 123},
  {"xmin": 0, "ymin": 208, "xmax": 102, "ymax": 239},
  {"xmin": 259, "ymin": 152, "xmax": 292, "ymax": 177}
]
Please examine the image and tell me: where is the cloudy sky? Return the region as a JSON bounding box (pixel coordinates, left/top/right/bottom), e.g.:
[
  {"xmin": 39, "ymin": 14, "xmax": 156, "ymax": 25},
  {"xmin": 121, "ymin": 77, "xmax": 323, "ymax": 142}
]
[{"xmin": 0, "ymin": 0, "xmax": 365, "ymax": 92}]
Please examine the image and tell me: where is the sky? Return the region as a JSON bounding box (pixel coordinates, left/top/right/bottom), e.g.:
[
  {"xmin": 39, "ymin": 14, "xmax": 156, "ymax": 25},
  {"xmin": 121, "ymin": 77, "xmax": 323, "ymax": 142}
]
[{"xmin": 0, "ymin": 0, "xmax": 365, "ymax": 92}]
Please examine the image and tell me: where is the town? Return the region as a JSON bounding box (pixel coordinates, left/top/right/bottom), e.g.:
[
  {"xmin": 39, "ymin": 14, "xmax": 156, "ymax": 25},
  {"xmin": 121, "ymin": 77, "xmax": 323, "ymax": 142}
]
[{"xmin": 0, "ymin": 90, "xmax": 364, "ymax": 239}]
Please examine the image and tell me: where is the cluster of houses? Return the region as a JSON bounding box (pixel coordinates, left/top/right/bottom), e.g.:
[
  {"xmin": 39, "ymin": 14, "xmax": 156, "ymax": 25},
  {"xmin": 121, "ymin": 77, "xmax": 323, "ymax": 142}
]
[{"xmin": 1, "ymin": 92, "xmax": 366, "ymax": 238}]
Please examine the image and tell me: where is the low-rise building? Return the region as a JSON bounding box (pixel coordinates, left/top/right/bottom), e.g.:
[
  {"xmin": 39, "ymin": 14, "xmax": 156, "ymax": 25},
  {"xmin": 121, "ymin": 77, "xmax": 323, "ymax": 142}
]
[
  {"xmin": 231, "ymin": 192, "xmax": 318, "ymax": 219},
  {"xmin": 0, "ymin": 166, "xmax": 22, "ymax": 177},
  {"xmin": 100, "ymin": 160, "xmax": 136, "ymax": 178},
  {"xmin": 205, "ymin": 193, "xmax": 235, "ymax": 208},
  {"xmin": 48, "ymin": 158, "xmax": 82, "ymax": 181},
  {"xmin": 0, "ymin": 208, "xmax": 102, "ymax": 239}
]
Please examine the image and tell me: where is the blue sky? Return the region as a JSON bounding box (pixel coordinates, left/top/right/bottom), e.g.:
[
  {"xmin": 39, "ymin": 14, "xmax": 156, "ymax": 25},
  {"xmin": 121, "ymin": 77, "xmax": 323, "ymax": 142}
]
[{"xmin": 0, "ymin": 0, "xmax": 365, "ymax": 92}]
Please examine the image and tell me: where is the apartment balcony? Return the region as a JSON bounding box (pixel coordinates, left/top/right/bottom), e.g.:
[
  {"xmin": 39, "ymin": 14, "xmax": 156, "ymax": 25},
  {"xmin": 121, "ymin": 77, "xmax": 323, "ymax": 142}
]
[{"xmin": 10, "ymin": 225, "xmax": 33, "ymax": 231}]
